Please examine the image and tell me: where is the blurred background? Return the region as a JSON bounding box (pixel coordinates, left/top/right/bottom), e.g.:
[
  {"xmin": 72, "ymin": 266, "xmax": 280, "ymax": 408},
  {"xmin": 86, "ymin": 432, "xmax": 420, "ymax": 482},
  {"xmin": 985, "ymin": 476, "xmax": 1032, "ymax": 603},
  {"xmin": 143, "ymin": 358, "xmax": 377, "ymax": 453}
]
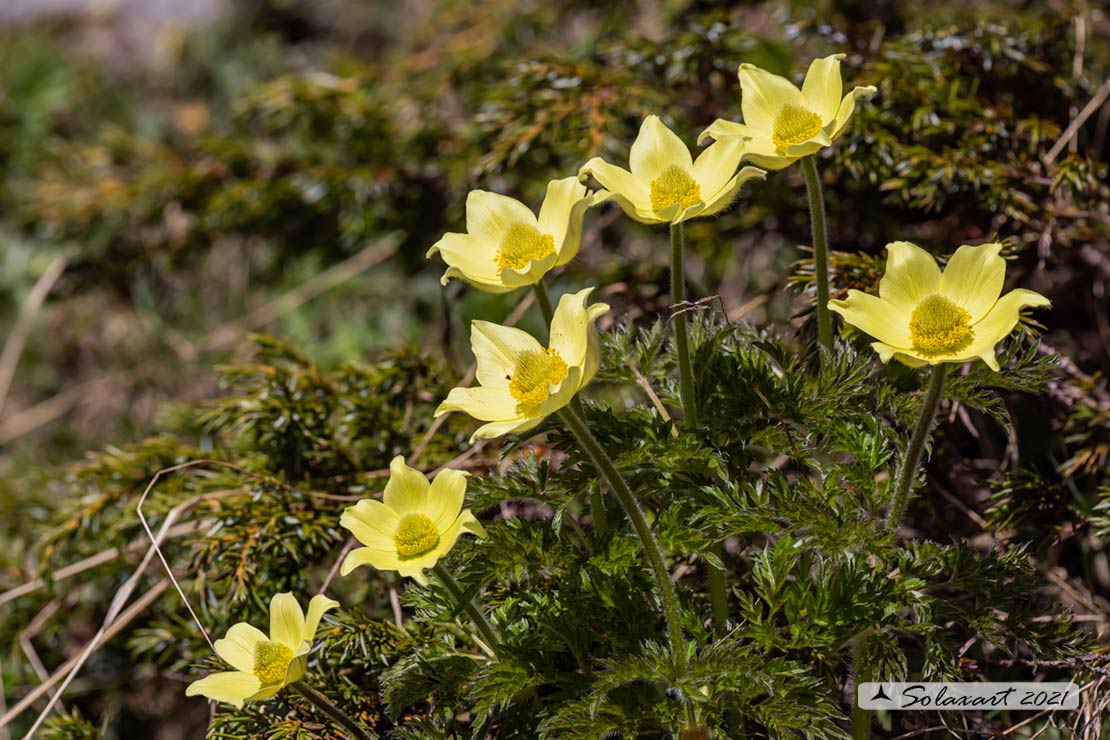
[{"xmin": 0, "ymin": 0, "xmax": 1107, "ymax": 737}]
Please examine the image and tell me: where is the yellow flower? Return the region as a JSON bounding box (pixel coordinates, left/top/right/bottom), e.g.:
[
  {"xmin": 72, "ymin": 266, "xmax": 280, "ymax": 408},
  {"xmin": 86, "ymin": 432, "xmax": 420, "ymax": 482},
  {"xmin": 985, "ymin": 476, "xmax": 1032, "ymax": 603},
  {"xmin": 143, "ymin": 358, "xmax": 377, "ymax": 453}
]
[
  {"xmin": 426, "ymin": 177, "xmax": 592, "ymax": 293},
  {"xmin": 435, "ymin": 286, "xmax": 608, "ymax": 441},
  {"xmin": 828, "ymin": 241, "xmax": 1050, "ymax": 370},
  {"xmin": 699, "ymin": 54, "xmax": 876, "ymax": 170},
  {"xmin": 578, "ymin": 115, "xmax": 764, "ymax": 224},
  {"xmin": 339, "ymin": 455, "xmax": 487, "ymax": 586},
  {"xmin": 185, "ymin": 592, "xmax": 338, "ymax": 709}
]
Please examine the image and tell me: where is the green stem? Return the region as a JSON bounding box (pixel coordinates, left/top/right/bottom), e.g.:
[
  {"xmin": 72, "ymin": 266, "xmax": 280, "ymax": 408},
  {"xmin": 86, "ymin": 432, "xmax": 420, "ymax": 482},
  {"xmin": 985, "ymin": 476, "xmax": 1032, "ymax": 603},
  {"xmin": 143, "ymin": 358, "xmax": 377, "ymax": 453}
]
[
  {"xmin": 432, "ymin": 562, "xmax": 501, "ymax": 658},
  {"xmin": 669, "ymin": 221, "xmax": 698, "ymax": 428},
  {"xmin": 558, "ymin": 405, "xmax": 687, "ymax": 675},
  {"xmin": 570, "ymin": 397, "xmax": 607, "ymax": 539},
  {"xmin": 291, "ymin": 682, "xmax": 374, "ymax": 740},
  {"xmin": 669, "ymin": 222, "xmax": 727, "ymax": 639},
  {"xmin": 533, "ymin": 280, "xmax": 555, "ymax": 329},
  {"xmin": 886, "ymin": 364, "xmax": 949, "ymax": 530},
  {"xmin": 707, "ymin": 547, "xmax": 729, "ymax": 636},
  {"xmin": 800, "ymin": 155, "xmax": 832, "ymax": 352},
  {"xmin": 851, "ymin": 634, "xmax": 873, "ymax": 740}
]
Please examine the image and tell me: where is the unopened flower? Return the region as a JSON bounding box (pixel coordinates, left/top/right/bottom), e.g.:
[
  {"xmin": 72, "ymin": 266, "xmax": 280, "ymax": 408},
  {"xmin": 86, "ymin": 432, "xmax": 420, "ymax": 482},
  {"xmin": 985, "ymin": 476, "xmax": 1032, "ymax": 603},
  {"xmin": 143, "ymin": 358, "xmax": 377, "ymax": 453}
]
[
  {"xmin": 579, "ymin": 115, "xmax": 764, "ymax": 224},
  {"xmin": 828, "ymin": 241, "xmax": 1050, "ymax": 370},
  {"xmin": 435, "ymin": 286, "xmax": 608, "ymax": 440},
  {"xmin": 700, "ymin": 54, "xmax": 876, "ymax": 170},
  {"xmin": 340, "ymin": 456, "xmax": 486, "ymax": 586},
  {"xmin": 427, "ymin": 177, "xmax": 592, "ymax": 293},
  {"xmin": 186, "ymin": 593, "xmax": 338, "ymax": 708}
]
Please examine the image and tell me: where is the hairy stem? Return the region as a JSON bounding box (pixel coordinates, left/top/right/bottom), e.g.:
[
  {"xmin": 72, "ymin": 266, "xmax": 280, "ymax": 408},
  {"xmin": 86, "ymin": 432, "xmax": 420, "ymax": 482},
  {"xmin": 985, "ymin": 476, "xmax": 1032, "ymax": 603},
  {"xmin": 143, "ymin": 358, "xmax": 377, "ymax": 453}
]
[
  {"xmin": 432, "ymin": 562, "xmax": 501, "ymax": 658},
  {"xmin": 801, "ymin": 155, "xmax": 833, "ymax": 352},
  {"xmin": 291, "ymin": 682, "xmax": 375, "ymax": 740},
  {"xmin": 558, "ymin": 405, "xmax": 687, "ymax": 675},
  {"xmin": 533, "ymin": 280, "xmax": 555, "ymax": 329},
  {"xmin": 886, "ymin": 364, "xmax": 949, "ymax": 530},
  {"xmin": 670, "ymin": 221, "xmax": 698, "ymax": 428},
  {"xmin": 851, "ymin": 632, "xmax": 873, "ymax": 740},
  {"xmin": 708, "ymin": 549, "xmax": 729, "ymax": 635}
]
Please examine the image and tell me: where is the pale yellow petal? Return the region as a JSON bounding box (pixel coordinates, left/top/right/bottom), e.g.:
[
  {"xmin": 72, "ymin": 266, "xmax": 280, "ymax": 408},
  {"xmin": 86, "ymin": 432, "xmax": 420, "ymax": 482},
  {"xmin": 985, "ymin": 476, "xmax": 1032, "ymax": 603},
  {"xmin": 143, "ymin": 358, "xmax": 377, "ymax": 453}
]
[
  {"xmin": 432, "ymin": 509, "xmax": 487, "ymax": 562},
  {"xmin": 578, "ymin": 158, "xmax": 650, "ymax": 211},
  {"xmin": 441, "ymin": 266, "xmax": 514, "ymax": 293},
  {"xmin": 248, "ymin": 684, "xmax": 284, "ymax": 702},
  {"xmin": 426, "ymin": 467, "xmax": 468, "ymax": 532},
  {"xmin": 302, "ymin": 595, "xmax": 339, "ymax": 643},
  {"xmin": 340, "ymin": 499, "xmax": 401, "ymax": 549},
  {"xmin": 268, "ymin": 593, "xmax": 305, "ymax": 651},
  {"xmin": 938, "ymin": 243, "xmax": 1005, "ymax": 322},
  {"xmin": 697, "ymin": 166, "xmax": 766, "ymax": 219},
  {"xmin": 382, "ymin": 455, "xmax": 431, "ymax": 515},
  {"xmin": 340, "ymin": 545, "xmax": 404, "ymax": 576},
  {"xmin": 464, "ymin": 190, "xmax": 537, "ymax": 244},
  {"xmin": 827, "ymin": 85, "xmax": 877, "ymax": 141},
  {"xmin": 629, "ymin": 115, "xmax": 693, "ymax": 182},
  {"xmin": 801, "ymin": 54, "xmax": 845, "ymax": 122},
  {"xmin": 700, "ymin": 123, "xmax": 796, "ymax": 170},
  {"xmin": 471, "ymin": 414, "xmax": 544, "ymax": 442},
  {"xmin": 460, "ymin": 511, "xmax": 488, "ymax": 538},
  {"xmin": 580, "ymin": 328, "xmax": 602, "ymax": 388},
  {"xmin": 399, "ymin": 566, "xmax": 430, "ymax": 586},
  {"xmin": 213, "ymin": 623, "xmax": 266, "ymax": 673},
  {"xmin": 435, "ymin": 386, "xmax": 521, "ymax": 422},
  {"xmin": 591, "ymin": 188, "xmax": 664, "ymax": 224},
  {"xmin": 783, "ymin": 135, "xmax": 830, "ymax": 159},
  {"xmin": 739, "ymin": 63, "xmax": 804, "ymax": 131},
  {"xmin": 691, "ymin": 137, "xmax": 746, "ymax": 203},
  {"xmin": 829, "ymin": 290, "xmax": 912, "ymax": 347},
  {"xmin": 537, "ymin": 177, "xmax": 591, "ymax": 266},
  {"xmin": 427, "ymin": 232, "xmax": 505, "ymax": 291},
  {"xmin": 549, "ymin": 288, "xmax": 608, "ymax": 370},
  {"xmin": 186, "ymin": 670, "xmax": 261, "ymax": 708},
  {"xmin": 697, "ymin": 118, "xmax": 752, "ymax": 146},
  {"xmin": 879, "ymin": 242, "xmax": 942, "ymax": 308},
  {"xmin": 882, "ymin": 347, "xmax": 930, "ymax": 368},
  {"xmin": 738, "ymin": 141, "xmax": 800, "ymax": 171},
  {"xmin": 470, "ymin": 320, "xmax": 543, "ymax": 389},
  {"xmin": 498, "ymin": 251, "xmax": 558, "ymax": 289},
  {"xmin": 947, "ymin": 288, "xmax": 1050, "ymax": 370},
  {"xmin": 537, "ymin": 366, "xmax": 582, "ymax": 415},
  {"xmin": 672, "ymin": 202, "xmax": 707, "ymax": 224},
  {"xmin": 281, "ymin": 655, "xmax": 308, "ymax": 687}
]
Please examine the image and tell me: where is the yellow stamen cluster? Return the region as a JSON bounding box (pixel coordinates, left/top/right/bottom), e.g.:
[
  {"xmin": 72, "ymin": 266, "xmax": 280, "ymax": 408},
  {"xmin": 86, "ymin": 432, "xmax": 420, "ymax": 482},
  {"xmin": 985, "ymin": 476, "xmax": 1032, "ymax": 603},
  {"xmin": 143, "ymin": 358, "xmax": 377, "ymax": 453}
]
[
  {"xmin": 649, "ymin": 165, "xmax": 701, "ymax": 212},
  {"xmin": 508, "ymin": 349, "xmax": 568, "ymax": 408},
  {"xmin": 771, "ymin": 104, "xmax": 823, "ymax": 152},
  {"xmin": 393, "ymin": 513, "xmax": 441, "ymax": 559},
  {"xmin": 494, "ymin": 222, "xmax": 555, "ymax": 270},
  {"xmin": 252, "ymin": 641, "xmax": 293, "ymax": 684},
  {"xmin": 909, "ymin": 294, "xmax": 973, "ymax": 355}
]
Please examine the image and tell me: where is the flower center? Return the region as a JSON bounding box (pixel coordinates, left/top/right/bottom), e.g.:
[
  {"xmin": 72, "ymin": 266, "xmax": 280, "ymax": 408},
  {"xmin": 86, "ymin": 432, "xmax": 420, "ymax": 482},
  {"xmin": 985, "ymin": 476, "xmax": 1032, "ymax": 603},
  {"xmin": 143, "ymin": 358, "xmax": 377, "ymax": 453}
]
[
  {"xmin": 252, "ymin": 640, "xmax": 293, "ymax": 684},
  {"xmin": 649, "ymin": 165, "xmax": 701, "ymax": 212},
  {"xmin": 508, "ymin": 348, "xmax": 568, "ymax": 408},
  {"xmin": 393, "ymin": 513, "xmax": 440, "ymax": 559},
  {"xmin": 771, "ymin": 104, "xmax": 823, "ymax": 152},
  {"xmin": 494, "ymin": 222, "xmax": 555, "ymax": 270},
  {"xmin": 909, "ymin": 294, "xmax": 974, "ymax": 355}
]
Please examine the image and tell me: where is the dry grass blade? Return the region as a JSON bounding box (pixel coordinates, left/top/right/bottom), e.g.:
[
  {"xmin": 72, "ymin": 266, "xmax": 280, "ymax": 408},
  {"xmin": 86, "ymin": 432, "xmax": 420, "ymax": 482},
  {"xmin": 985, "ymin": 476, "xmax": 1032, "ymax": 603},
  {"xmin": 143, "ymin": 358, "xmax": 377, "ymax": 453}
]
[
  {"xmin": 0, "ymin": 581, "xmax": 169, "ymax": 735},
  {"xmin": 0, "ymin": 254, "xmax": 69, "ymax": 420}
]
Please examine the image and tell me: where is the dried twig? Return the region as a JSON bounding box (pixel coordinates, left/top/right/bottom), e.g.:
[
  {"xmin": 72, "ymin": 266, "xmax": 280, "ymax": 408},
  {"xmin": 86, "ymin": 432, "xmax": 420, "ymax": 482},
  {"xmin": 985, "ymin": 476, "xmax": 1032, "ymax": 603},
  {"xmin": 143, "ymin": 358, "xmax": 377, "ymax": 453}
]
[{"xmin": 1045, "ymin": 78, "xmax": 1110, "ymax": 164}]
